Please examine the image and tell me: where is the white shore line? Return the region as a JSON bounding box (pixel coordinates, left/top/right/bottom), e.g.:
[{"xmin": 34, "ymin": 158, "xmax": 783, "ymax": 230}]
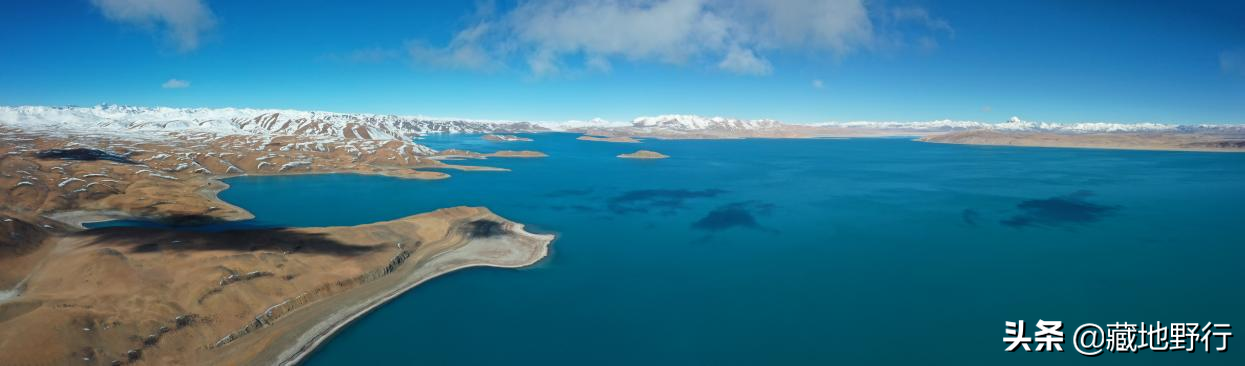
[{"xmin": 273, "ymin": 224, "xmax": 554, "ymax": 366}]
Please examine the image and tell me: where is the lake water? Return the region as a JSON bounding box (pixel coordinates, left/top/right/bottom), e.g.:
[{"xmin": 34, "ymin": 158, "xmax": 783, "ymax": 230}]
[{"xmin": 95, "ymin": 133, "xmax": 1245, "ymax": 364}]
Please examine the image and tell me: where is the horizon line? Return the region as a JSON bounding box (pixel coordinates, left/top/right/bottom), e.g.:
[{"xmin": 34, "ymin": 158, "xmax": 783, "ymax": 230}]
[{"xmin": 3, "ymin": 103, "xmax": 1243, "ymax": 127}]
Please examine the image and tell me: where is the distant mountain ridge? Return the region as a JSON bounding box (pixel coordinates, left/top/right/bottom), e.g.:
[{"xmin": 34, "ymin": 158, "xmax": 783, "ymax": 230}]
[
  {"xmin": 4, "ymin": 106, "xmax": 1242, "ymax": 140},
  {"xmin": 815, "ymin": 116, "xmax": 1245, "ymax": 133},
  {"xmin": 0, "ymin": 105, "xmax": 547, "ymax": 141},
  {"xmin": 630, "ymin": 114, "xmax": 785, "ymax": 131}
]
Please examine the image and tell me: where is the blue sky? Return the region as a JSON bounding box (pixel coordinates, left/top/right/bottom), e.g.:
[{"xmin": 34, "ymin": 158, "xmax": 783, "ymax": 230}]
[{"xmin": 2, "ymin": 0, "xmax": 1243, "ymax": 123}]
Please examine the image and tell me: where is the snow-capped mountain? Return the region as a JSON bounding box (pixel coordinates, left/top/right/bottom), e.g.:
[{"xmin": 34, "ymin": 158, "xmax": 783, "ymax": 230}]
[
  {"xmin": 5, "ymin": 106, "xmax": 1240, "ymax": 140},
  {"xmin": 631, "ymin": 115, "xmax": 786, "ymax": 131},
  {"xmin": 0, "ymin": 105, "xmax": 547, "ymax": 141},
  {"xmin": 537, "ymin": 117, "xmax": 629, "ymax": 131}
]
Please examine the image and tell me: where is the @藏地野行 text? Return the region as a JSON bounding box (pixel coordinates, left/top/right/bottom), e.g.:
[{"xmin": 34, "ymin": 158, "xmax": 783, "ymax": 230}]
[{"xmin": 1004, "ymin": 320, "xmax": 1232, "ymax": 356}]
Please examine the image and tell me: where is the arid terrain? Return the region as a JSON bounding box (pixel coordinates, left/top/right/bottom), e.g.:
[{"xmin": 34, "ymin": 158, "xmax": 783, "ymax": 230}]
[
  {"xmin": 0, "ymin": 110, "xmax": 553, "ymax": 365},
  {"xmin": 0, "ymin": 124, "xmax": 527, "ymax": 227},
  {"xmin": 0, "ymin": 206, "xmax": 551, "ymax": 366}
]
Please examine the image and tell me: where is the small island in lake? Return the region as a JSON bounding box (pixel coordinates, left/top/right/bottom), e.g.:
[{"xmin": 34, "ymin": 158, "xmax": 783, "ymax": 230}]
[
  {"xmin": 482, "ymin": 134, "xmax": 532, "ymax": 142},
  {"xmin": 617, "ymin": 150, "xmax": 669, "ymax": 159}
]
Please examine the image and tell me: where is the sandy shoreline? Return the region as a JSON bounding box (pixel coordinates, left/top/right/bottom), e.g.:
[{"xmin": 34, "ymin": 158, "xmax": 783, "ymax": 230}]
[{"xmin": 272, "ymin": 224, "xmax": 554, "ymax": 366}]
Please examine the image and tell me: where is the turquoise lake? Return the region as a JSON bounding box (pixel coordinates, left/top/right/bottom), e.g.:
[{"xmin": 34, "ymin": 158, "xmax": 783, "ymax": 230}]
[{"xmin": 93, "ymin": 133, "xmax": 1245, "ymax": 364}]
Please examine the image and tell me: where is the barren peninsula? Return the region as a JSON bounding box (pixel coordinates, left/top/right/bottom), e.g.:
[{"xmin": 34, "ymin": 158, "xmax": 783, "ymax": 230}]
[{"xmin": 0, "ymin": 106, "xmax": 554, "ymax": 366}]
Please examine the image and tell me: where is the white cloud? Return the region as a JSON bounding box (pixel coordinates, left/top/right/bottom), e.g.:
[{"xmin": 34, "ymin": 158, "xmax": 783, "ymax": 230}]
[
  {"xmin": 510, "ymin": 0, "xmax": 725, "ymax": 64},
  {"xmin": 90, "ymin": 0, "xmax": 216, "ymax": 51},
  {"xmin": 585, "ymin": 55, "xmax": 613, "ymax": 72},
  {"xmin": 735, "ymin": 0, "xmax": 873, "ymax": 53},
  {"xmin": 812, "ymin": 79, "xmax": 825, "ymax": 89},
  {"xmin": 407, "ymin": 23, "xmax": 502, "ymax": 71},
  {"xmin": 875, "ymin": 5, "xmax": 953, "ymax": 51},
  {"xmin": 162, "ymin": 79, "xmax": 190, "ymax": 89},
  {"xmin": 890, "ymin": 6, "xmax": 953, "ymax": 36},
  {"xmin": 718, "ymin": 46, "xmax": 771, "ymax": 75},
  {"xmin": 407, "ymin": 0, "xmax": 946, "ymax": 76},
  {"xmin": 1222, "ymin": 49, "xmax": 1245, "ymax": 77}
]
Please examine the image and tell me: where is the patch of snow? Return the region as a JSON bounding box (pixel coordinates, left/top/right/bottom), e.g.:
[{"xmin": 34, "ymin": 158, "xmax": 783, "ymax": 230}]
[
  {"xmin": 0, "ymin": 288, "xmax": 20, "ymax": 302},
  {"xmin": 279, "ymin": 161, "xmax": 311, "ymax": 171},
  {"xmin": 136, "ymin": 170, "xmax": 178, "ymax": 180},
  {"xmin": 536, "ymin": 118, "xmax": 628, "ymax": 131},
  {"xmin": 58, "ymin": 177, "xmax": 85, "ymax": 188}
]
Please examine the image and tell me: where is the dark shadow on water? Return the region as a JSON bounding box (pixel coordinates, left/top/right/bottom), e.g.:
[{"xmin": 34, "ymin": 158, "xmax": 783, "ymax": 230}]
[
  {"xmin": 691, "ymin": 201, "xmax": 778, "ymax": 234},
  {"xmin": 607, "ymin": 189, "xmax": 727, "ymax": 214},
  {"xmin": 1000, "ymin": 190, "xmax": 1120, "ymax": 228}
]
